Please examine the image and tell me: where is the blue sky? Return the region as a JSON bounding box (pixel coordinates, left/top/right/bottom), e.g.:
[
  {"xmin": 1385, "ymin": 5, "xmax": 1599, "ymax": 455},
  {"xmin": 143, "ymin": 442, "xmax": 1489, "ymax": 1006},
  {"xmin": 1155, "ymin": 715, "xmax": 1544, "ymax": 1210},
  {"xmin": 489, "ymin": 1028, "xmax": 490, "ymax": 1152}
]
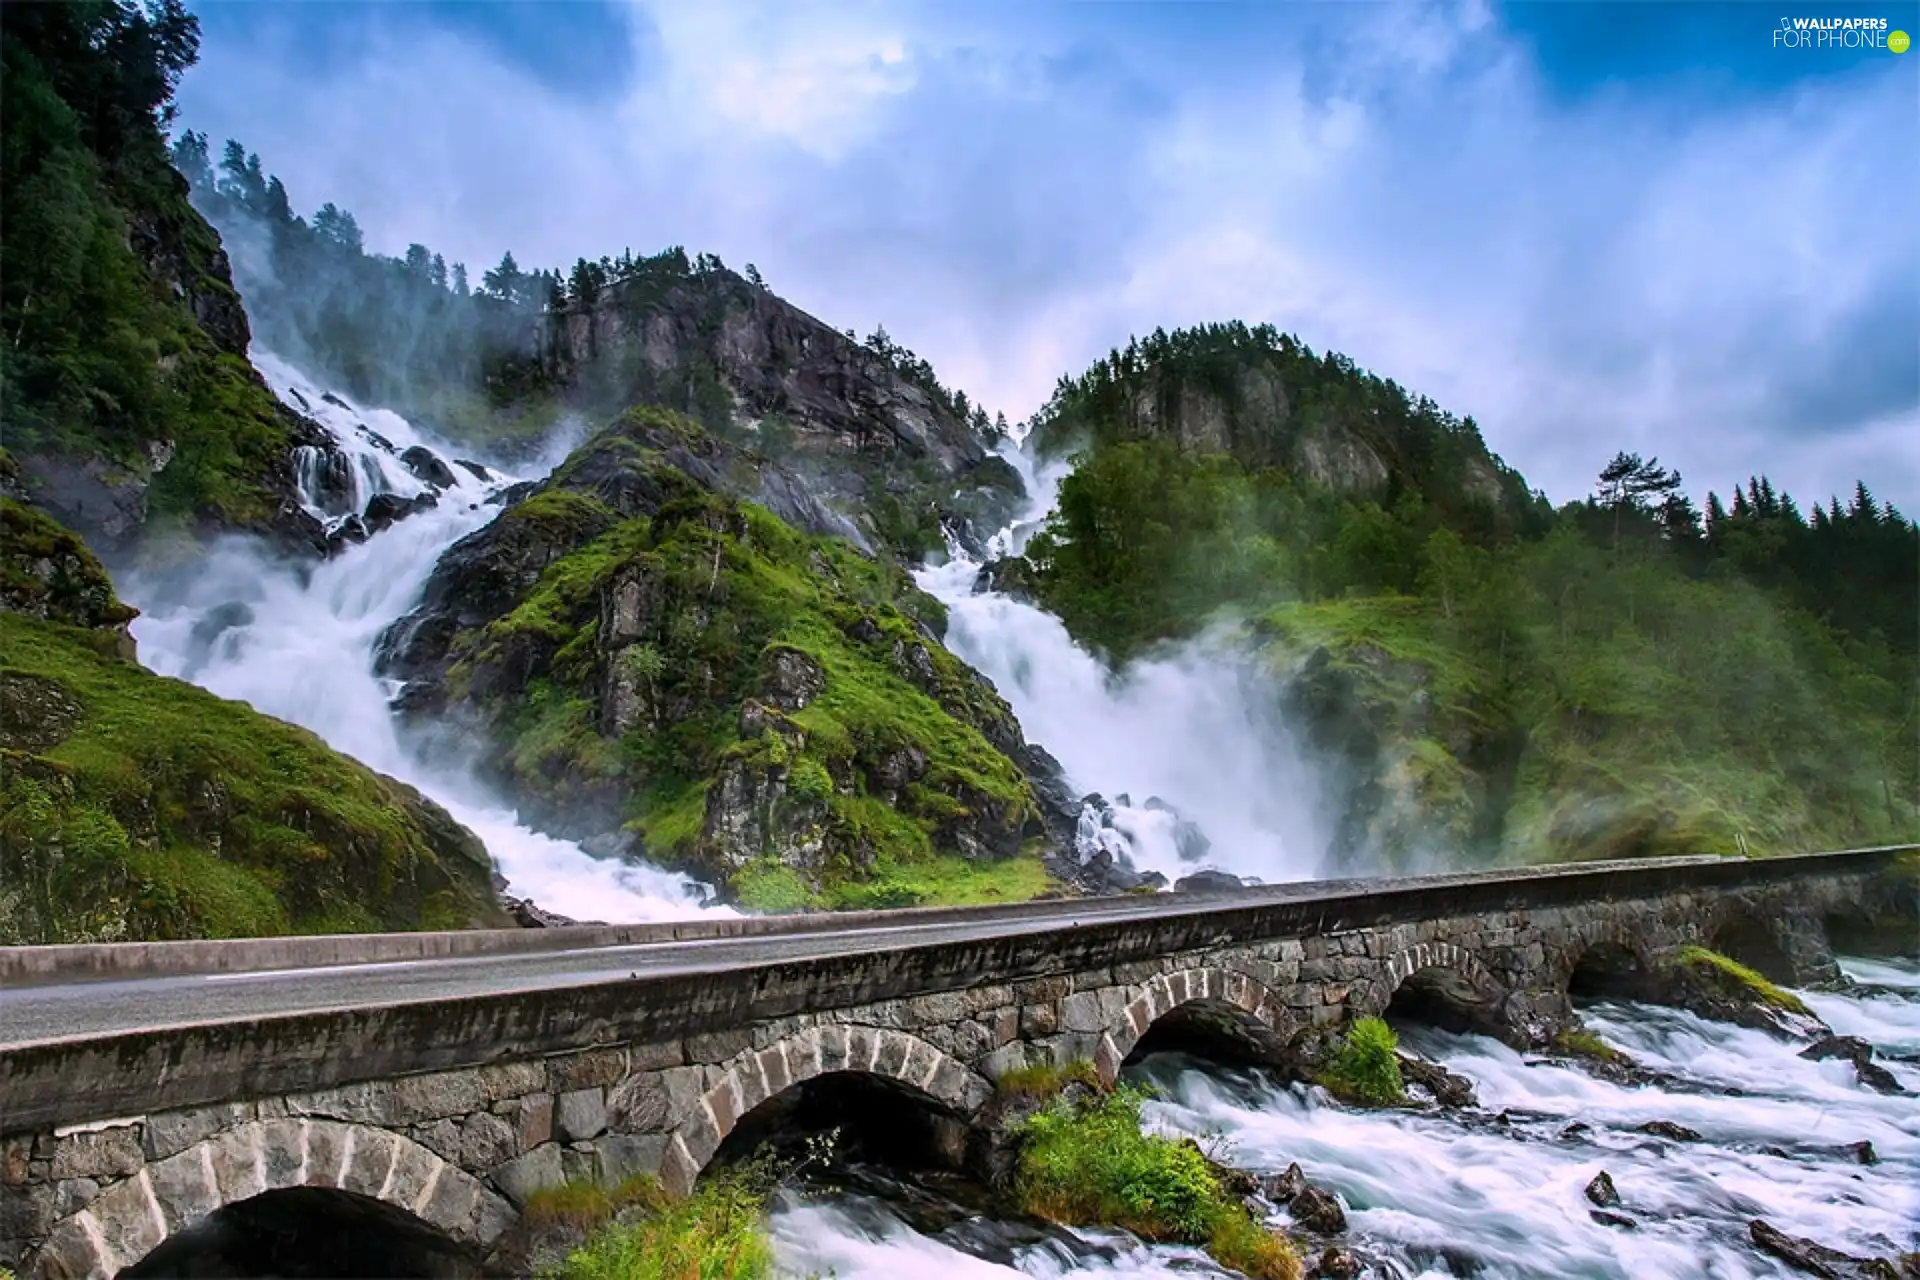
[{"xmin": 178, "ymin": 1, "xmax": 1919, "ymax": 510}]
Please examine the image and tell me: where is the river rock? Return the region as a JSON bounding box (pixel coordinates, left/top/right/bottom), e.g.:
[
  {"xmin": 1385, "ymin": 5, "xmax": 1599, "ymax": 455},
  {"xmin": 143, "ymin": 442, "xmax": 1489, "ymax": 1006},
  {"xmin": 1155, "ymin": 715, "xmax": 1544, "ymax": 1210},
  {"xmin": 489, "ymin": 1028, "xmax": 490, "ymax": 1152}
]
[
  {"xmin": 1584, "ymin": 1170, "xmax": 1620, "ymax": 1208},
  {"xmin": 1749, "ymin": 1218, "xmax": 1898, "ymax": 1279},
  {"xmin": 363, "ymin": 490, "xmax": 439, "ymax": 535},
  {"xmin": 1799, "ymin": 1036, "xmax": 1906, "ymax": 1095},
  {"xmin": 1174, "ymin": 869, "xmax": 1246, "ymax": 896},
  {"xmin": 325, "ymin": 514, "xmax": 369, "ymax": 555},
  {"xmin": 1310, "ymin": 1246, "xmax": 1362, "ymax": 1279},
  {"xmin": 1846, "ymin": 1140, "xmax": 1877, "ymax": 1165},
  {"xmin": 1637, "ymin": 1121, "xmax": 1702, "ymax": 1143},
  {"xmin": 400, "ymin": 446, "xmax": 458, "ymax": 489},
  {"xmin": 1589, "ymin": 1210, "xmax": 1638, "ymax": 1231},
  {"xmin": 1290, "ymin": 1185, "xmax": 1347, "ymax": 1234},
  {"xmin": 1398, "ymin": 1054, "xmax": 1477, "ymax": 1108},
  {"xmin": 1263, "ymin": 1162, "xmax": 1307, "ymax": 1203},
  {"xmin": 455, "ymin": 459, "xmax": 494, "ymax": 482}
]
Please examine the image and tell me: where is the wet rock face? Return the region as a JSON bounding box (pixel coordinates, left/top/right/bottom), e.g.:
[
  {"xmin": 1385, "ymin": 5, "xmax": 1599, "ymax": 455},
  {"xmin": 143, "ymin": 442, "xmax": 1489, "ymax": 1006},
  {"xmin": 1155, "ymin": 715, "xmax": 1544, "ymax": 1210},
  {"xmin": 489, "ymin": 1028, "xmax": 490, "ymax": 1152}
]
[
  {"xmin": 1290, "ymin": 1184, "xmax": 1348, "ymax": 1235},
  {"xmin": 400, "ymin": 446, "xmax": 458, "ymax": 490},
  {"xmin": 1799, "ymin": 1036, "xmax": 1907, "ymax": 1095},
  {"xmin": 540, "ymin": 267, "xmax": 1020, "ymax": 557}
]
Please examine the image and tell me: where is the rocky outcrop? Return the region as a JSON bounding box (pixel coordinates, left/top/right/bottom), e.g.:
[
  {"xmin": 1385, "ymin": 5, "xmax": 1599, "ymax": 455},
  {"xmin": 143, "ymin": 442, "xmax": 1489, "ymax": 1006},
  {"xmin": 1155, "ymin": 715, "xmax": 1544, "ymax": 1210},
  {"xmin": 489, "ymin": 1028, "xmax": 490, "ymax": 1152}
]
[
  {"xmin": 379, "ymin": 407, "xmax": 1068, "ymax": 908},
  {"xmin": 0, "ymin": 497, "xmax": 140, "ymax": 653},
  {"xmin": 1027, "ymin": 324, "xmax": 1521, "ymax": 515},
  {"xmin": 536, "ymin": 262, "xmax": 1023, "ymax": 557}
]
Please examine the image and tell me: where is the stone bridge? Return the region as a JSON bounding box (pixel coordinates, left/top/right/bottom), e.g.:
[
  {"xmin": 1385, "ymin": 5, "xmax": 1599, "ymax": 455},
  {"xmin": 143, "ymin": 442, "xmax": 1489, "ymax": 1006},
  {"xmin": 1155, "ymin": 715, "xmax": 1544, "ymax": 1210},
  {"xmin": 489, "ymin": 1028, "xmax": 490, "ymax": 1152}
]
[{"xmin": 1, "ymin": 846, "xmax": 1911, "ymax": 1278}]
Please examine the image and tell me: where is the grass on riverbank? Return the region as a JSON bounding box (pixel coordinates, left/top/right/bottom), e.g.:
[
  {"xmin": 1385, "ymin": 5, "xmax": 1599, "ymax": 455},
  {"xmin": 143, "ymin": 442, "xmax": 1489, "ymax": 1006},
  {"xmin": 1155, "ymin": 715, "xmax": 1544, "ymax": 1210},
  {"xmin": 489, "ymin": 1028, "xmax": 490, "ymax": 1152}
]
[
  {"xmin": 1316, "ymin": 1017, "xmax": 1406, "ymax": 1107},
  {"xmin": 1013, "ymin": 1084, "xmax": 1301, "ymax": 1279}
]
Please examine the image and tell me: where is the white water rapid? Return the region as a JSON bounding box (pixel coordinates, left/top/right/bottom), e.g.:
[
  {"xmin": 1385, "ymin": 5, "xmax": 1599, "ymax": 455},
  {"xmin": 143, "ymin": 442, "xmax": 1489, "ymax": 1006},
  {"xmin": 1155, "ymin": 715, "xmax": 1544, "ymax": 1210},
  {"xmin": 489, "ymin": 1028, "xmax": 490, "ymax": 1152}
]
[
  {"xmin": 915, "ymin": 440, "xmax": 1330, "ymax": 887},
  {"xmin": 771, "ymin": 956, "xmax": 1920, "ymax": 1278},
  {"xmin": 124, "ymin": 354, "xmax": 722, "ymax": 923}
]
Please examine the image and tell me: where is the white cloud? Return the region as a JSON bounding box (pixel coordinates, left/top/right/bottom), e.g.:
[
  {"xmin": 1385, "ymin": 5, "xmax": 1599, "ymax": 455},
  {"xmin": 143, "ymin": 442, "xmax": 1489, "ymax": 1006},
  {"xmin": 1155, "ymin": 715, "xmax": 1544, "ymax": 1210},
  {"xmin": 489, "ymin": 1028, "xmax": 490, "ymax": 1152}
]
[{"xmin": 175, "ymin": 0, "xmax": 1919, "ymax": 509}]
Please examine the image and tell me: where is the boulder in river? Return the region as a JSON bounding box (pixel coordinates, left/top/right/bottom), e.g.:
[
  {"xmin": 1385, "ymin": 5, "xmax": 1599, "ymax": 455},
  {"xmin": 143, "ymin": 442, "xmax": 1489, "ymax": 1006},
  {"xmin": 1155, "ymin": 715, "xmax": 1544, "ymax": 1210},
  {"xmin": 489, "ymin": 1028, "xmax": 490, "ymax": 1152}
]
[
  {"xmin": 1584, "ymin": 1170, "xmax": 1621, "ymax": 1208},
  {"xmin": 1310, "ymin": 1246, "xmax": 1362, "ymax": 1278},
  {"xmin": 1174, "ymin": 869, "xmax": 1247, "ymax": 895},
  {"xmin": 400, "ymin": 445, "xmax": 458, "ymax": 489},
  {"xmin": 1800, "ymin": 1035, "xmax": 1907, "ymax": 1095},
  {"xmin": 1749, "ymin": 1218, "xmax": 1900, "ymax": 1279},
  {"xmin": 1290, "ymin": 1184, "xmax": 1348, "ymax": 1234},
  {"xmin": 1263, "ymin": 1162, "xmax": 1307, "ymax": 1204},
  {"xmin": 363, "ymin": 489, "xmax": 438, "ymax": 535},
  {"xmin": 1398, "ymin": 1054, "xmax": 1477, "ymax": 1108},
  {"xmin": 1637, "ymin": 1120, "xmax": 1703, "ymax": 1142},
  {"xmin": 1589, "ymin": 1210, "xmax": 1638, "ymax": 1231}
]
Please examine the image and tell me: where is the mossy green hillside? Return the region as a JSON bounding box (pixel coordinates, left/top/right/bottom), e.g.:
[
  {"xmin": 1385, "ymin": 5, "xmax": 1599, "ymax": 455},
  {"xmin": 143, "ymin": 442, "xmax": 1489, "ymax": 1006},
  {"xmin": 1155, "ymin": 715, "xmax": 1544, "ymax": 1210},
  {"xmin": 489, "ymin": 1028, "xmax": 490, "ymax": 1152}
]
[
  {"xmin": 439, "ymin": 419, "xmax": 1046, "ymax": 908},
  {"xmin": 0, "ymin": 612, "xmax": 504, "ymax": 943},
  {"xmin": 1014, "ymin": 1084, "xmax": 1300, "ymax": 1279},
  {"xmin": 1247, "ymin": 542, "xmax": 1912, "ymax": 871}
]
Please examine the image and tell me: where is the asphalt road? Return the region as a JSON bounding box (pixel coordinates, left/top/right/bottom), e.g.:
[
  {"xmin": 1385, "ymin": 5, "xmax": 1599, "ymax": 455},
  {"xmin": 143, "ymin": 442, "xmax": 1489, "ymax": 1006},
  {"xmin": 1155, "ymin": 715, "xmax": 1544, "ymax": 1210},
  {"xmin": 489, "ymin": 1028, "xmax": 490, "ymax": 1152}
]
[
  {"xmin": 0, "ymin": 892, "xmax": 1229, "ymax": 1050},
  {"xmin": 4, "ymin": 849, "xmax": 1863, "ymax": 1054}
]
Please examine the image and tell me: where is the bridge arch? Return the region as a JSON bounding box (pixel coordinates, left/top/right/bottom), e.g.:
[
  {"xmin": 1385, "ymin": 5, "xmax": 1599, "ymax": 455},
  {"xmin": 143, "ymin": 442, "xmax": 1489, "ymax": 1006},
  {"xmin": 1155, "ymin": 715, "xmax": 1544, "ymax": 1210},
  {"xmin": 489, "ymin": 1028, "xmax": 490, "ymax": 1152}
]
[
  {"xmin": 27, "ymin": 1119, "xmax": 510, "ymax": 1280},
  {"xmin": 1358, "ymin": 942, "xmax": 1511, "ymax": 1037},
  {"xmin": 1558, "ymin": 925, "xmax": 1661, "ymax": 1003},
  {"xmin": 1101, "ymin": 966, "xmax": 1296, "ymax": 1081},
  {"xmin": 657, "ymin": 1024, "xmax": 991, "ymax": 1196}
]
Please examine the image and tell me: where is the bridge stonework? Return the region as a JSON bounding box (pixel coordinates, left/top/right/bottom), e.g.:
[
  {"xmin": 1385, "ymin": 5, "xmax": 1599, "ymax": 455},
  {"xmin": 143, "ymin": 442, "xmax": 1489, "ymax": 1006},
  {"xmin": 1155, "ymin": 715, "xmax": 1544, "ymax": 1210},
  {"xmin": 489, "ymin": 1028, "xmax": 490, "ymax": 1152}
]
[{"xmin": 2, "ymin": 850, "xmax": 1908, "ymax": 1278}]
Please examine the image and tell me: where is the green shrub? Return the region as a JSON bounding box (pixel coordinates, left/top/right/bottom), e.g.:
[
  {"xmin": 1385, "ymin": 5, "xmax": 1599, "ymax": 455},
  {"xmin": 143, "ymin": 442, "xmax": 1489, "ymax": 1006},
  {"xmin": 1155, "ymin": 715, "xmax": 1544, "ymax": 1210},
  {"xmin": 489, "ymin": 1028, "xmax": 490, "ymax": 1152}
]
[
  {"xmin": 554, "ymin": 1171, "xmax": 774, "ymax": 1280},
  {"xmin": 1318, "ymin": 1017, "xmax": 1406, "ymax": 1107},
  {"xmin": 1013, "ymin": 1086, "xmax": 1299, "ymax": 1278},
  {"xmin": 1675, "ymin": 946, "xmax": 1811, "ymax": 1015}
]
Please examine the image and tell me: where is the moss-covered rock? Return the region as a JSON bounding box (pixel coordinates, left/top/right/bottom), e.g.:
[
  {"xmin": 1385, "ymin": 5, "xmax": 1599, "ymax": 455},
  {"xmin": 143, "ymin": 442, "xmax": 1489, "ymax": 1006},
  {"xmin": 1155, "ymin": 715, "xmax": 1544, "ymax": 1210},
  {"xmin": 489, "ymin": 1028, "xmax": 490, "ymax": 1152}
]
[
  {"xmin": 0, "ymin": 497, "xmax": 139, "ymax": 640},
  {"xmin": 1664, "ymin": 946, "xmax": 1826, "ymax": 1038},
  {"xmin": 0, "ymin": 600, "xmax": 506, "ymax": 943},
  {"xmin": 382, "ymin": 407, "xmax": 1066, "ymax": 909}
]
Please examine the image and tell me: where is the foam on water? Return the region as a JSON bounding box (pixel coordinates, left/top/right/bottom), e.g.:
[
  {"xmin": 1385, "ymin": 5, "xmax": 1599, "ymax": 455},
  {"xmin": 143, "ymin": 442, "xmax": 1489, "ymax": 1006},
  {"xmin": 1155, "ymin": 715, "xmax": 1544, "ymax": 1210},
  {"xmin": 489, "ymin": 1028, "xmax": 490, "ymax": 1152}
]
[{"xmin": 125, "ymin": 354, "xmax": 722, "ymax": 922}]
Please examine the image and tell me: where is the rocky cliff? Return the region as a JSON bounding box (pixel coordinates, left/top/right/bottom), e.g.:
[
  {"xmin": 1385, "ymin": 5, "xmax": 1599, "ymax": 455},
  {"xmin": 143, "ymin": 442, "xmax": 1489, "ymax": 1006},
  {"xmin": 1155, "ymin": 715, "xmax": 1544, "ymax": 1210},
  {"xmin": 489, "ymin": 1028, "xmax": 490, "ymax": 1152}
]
[
  {"xmin": 380, "ymin": 405, "xmax": 1080, "ymax": 909},
  {"xmin": 526, "ymin": 257, "xmax": 1025, "ymax": 559},
  {"xmin": 1029, "ymin": 321, "xmax": 1529, "ymax": 522}
]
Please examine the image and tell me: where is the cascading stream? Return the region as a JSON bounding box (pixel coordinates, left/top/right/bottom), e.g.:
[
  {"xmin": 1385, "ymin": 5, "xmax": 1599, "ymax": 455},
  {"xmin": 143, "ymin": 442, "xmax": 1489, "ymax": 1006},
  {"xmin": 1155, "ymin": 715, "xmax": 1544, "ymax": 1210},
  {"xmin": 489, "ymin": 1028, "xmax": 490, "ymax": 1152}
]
[
  {"xmin": 124, "ymin": 354, "xmax": 722, "ymax": 923},
  {"xmin": 769, "ymin": 956, "xmax": 1920, "ymax": 1278}
]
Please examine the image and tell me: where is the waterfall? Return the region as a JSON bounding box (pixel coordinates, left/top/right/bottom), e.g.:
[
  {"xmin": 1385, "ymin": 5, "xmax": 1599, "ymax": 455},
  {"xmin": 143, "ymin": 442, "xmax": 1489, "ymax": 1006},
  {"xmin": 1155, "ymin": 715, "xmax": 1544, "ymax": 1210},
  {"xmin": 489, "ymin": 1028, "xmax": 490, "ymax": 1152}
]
[
  {"xmin": 125, "ymin": 353, "xmax": 722, "ymax": 924},
  {"xmin": 915, "ymin": 439, "xmax": 1330, "ymax": 888}
]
